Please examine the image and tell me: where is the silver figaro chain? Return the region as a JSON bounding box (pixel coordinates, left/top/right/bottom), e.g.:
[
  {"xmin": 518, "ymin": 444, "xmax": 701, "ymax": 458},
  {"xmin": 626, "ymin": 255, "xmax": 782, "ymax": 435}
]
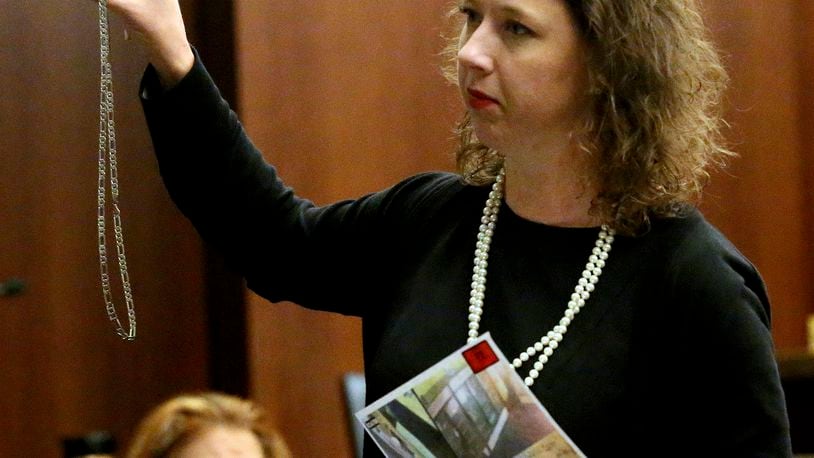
[{"xmin": 97, "ymin": 0, "xmax": 136, "ymax": 340}]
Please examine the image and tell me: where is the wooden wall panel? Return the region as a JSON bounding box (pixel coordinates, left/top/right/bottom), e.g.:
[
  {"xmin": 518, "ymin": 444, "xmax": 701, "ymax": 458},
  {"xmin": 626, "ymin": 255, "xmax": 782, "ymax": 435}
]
[
  {"xmin": 701, "ymin": 0, "xmax": 811, "ymax": 348},
  {"xmin": 235, "ymin": 1, "xmax": 458, "ymax": 455},
  {"xmin": 0, "ymin": 2, "xmax": 210, "ymax": 456},
  {"xmin": 797, "ymin": 0, "xmax": 814, "ymax": 336}
]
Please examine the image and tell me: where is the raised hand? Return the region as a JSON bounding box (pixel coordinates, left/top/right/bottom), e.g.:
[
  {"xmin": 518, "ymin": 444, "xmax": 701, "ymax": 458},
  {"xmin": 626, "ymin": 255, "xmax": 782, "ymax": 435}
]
[{"xmin": 103, "ymin": 0, "xmax": 194, "ymax": 87}]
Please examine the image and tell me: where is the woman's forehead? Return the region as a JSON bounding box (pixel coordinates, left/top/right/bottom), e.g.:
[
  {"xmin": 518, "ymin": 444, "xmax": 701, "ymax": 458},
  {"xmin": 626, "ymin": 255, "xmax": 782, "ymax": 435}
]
[{"xmin": 462, "ymin": 0, "xmax": 577, "ymax": 24}]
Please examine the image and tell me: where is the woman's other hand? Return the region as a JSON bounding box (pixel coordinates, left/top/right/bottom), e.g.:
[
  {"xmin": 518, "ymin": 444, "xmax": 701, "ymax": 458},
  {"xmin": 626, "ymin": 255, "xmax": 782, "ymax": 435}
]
[{"xmin": 103, "ymin": 0, "xmax": 194, "ymax": 88}]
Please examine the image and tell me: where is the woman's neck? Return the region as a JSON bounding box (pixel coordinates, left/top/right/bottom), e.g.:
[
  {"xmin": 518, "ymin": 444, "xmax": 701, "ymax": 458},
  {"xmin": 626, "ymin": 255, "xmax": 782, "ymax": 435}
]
[{"xmin": 502, "ymin": 145, "xmax": 598, "ymax": 228}]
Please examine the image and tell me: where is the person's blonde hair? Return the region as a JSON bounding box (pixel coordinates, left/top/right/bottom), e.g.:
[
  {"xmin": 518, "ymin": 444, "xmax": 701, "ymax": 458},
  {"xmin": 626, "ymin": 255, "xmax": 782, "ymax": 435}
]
[
  {"xmin": 125, "ymin": 392, "xmax": 290, "ymax": 458},
  {"xmin": 444, "ymin": 0, "xmax": 732, "ymax": 235}
]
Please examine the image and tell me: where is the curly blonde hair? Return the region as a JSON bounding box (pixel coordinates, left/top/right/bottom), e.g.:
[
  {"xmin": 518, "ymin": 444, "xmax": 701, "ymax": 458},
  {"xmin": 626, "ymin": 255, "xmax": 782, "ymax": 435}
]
[
  {"xmin": 125, "ymin": 392, "xmax": 290, "ymax": 458},
  {"xmin": 444, "ymin": 0, "xmax": 732, "ymax": 235}
]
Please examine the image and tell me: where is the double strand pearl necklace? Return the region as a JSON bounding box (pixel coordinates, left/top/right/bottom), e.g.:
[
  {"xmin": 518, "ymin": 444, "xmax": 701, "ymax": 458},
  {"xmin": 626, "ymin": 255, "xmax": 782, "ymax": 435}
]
[{"xmin": 466, "ymin": 169, "xmax": 615, "ymax": 387}]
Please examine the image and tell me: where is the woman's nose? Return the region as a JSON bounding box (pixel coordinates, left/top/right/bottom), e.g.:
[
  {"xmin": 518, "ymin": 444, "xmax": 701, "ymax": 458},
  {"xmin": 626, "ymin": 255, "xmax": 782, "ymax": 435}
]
[{"xmin": 457, "ymin": 26, "xmax": 496, "ymax": 74}]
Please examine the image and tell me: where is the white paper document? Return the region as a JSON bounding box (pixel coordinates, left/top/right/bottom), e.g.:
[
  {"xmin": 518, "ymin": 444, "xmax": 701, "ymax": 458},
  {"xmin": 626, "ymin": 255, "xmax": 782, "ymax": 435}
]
[{"xmin": 355, "ymin": 333, "xmax": 585, "ymax": 457}]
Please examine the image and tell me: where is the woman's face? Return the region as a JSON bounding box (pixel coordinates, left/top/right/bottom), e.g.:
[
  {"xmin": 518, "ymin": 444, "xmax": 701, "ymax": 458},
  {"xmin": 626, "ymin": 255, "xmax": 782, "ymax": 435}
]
[
  {"xmin": 170, "ymin": 426, "xmax": 264, "ymax": 458},
  {"xmin": 457, "ymin": 0, "xmax": 589, "ymax": 155}
]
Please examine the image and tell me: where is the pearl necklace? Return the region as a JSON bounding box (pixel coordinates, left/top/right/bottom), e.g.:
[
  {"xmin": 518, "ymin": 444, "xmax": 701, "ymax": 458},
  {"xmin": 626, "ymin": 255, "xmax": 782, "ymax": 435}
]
[{"xmin": 466, "ymin": 169, "xmax": 615, "ymax": 387}]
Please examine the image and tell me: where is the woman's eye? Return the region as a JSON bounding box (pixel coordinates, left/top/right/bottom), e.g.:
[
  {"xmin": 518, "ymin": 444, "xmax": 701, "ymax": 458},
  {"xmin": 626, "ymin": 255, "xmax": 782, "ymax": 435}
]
[{"xmin": 506, "ymin": 21, "xmax": 533, "ymax": 36}]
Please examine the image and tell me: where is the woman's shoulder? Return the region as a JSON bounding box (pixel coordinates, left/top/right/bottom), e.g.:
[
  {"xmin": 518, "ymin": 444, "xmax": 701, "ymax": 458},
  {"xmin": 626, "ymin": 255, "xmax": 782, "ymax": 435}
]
[
  {"xmin": 372, "ymin": 171, "xmax": 478, "ymax": 220},
  {"xmin": 386, "ymin": 171, "xmax": 466, "ymax": 200},
  {"xmin": 649, "ymin": 210, "xmax": 739, "ymax": 255},
  {"xmin": 643, "ymin": 209, "xmax": 770, "ymax": 318},
  {"xmin": 648, "ymin": 209, "xmax": 755, "ymax": 272}
]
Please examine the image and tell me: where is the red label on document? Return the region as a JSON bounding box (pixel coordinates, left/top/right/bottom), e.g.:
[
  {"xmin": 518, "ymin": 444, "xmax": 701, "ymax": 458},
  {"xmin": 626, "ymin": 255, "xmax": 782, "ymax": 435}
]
[{"xmin": 463, "ymin": 340, "xmax": 499, "ymax": 373}]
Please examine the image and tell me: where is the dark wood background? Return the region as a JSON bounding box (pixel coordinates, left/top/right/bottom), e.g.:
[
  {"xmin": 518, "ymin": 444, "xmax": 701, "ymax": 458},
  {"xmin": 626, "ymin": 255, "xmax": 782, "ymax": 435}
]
[
  {"xmin": 0, "ymin": 1, "xmax": 211, "ymax": 457},
  {"xmin": 1, "ymin": 0, "xmax": 811, "ymax": 456}
]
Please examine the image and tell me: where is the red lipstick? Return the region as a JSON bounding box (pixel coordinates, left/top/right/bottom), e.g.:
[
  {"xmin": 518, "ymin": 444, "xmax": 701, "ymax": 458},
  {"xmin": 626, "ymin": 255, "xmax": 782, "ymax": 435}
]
[{"xmin": 467, "ymin": 88, "xmax": 499, "ymax": 109}]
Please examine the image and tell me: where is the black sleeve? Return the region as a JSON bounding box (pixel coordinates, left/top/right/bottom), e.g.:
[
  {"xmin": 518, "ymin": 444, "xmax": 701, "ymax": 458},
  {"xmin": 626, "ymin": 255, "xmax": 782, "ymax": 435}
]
[
  {"xmin": 138, "ymin": 52, "xmax": 460, "ymax": 316},
  {"xmin": 665, "ymin": 221, "xmax": 792, "ymax": 456}
]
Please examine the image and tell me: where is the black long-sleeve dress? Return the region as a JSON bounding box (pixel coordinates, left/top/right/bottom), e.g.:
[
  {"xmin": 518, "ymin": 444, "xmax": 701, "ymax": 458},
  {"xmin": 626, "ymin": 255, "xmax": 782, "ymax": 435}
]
[{"xmin": 140, "ymin": 53, "xmax": 792, "ymax": 457}]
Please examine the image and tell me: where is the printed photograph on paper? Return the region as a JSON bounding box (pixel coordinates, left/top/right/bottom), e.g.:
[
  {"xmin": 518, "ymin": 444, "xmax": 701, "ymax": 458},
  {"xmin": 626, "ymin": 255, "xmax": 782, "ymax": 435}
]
[{"xmin": 356, "ymin": 334, "xmax": 585, "ymax": 457}]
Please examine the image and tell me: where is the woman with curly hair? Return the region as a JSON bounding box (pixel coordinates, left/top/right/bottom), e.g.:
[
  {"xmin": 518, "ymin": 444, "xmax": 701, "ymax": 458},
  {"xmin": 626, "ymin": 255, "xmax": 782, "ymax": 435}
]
[
  {"xmin": 124, "ymin": 392, "xmax": 290, "ymax": 458},
  {"xmin": 106, "ymin": 0, "xmax": 790, "ymax": 455}
]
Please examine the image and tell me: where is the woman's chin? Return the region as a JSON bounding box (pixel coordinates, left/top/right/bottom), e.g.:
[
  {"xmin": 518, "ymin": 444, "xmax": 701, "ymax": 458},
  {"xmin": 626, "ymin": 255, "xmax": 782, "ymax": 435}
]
[{"xmin": 470, "ymin": 123, "xmax": 503, "ymax": 151}]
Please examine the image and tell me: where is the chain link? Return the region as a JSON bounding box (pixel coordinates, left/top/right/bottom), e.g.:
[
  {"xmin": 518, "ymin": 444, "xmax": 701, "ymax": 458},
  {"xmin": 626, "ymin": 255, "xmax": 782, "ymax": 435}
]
[{"xmin": 98, "ymin": 0, "xmax": 136, "ymax": 340}]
